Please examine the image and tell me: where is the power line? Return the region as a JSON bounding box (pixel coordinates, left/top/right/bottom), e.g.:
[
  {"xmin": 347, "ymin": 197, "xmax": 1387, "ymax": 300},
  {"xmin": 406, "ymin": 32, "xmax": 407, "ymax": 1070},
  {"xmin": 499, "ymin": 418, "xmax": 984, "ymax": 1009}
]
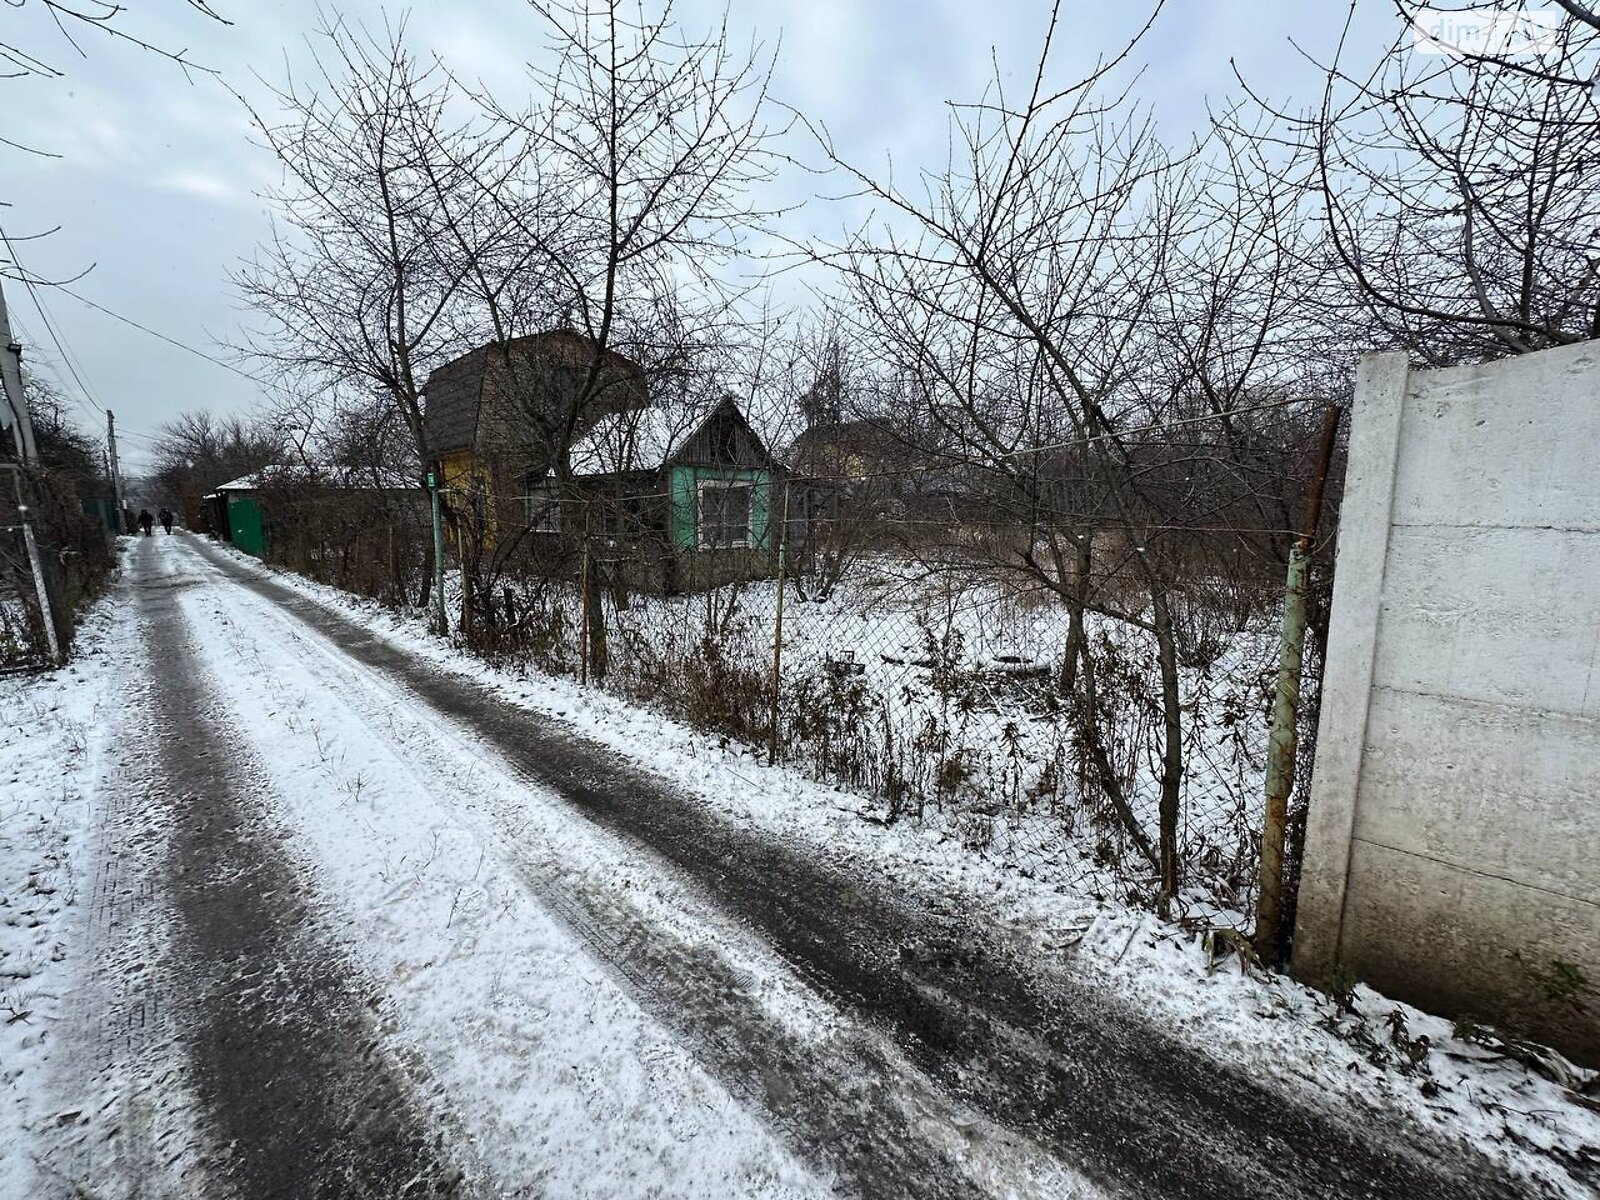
[
  {"xmin": 0, "ymin": 225, "xmax": 110, "ymax": 415},
  {"xmin": 53, "ymin": 283, "xmax": 269, "ymax": 386}
]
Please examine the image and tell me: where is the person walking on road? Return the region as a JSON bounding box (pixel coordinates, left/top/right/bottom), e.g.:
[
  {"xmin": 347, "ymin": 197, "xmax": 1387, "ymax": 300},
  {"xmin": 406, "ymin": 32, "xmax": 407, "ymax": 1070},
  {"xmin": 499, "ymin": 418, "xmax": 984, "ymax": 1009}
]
[
  {"xmin": 137, "ymin": 509, "xmax": 154, "ymax": 537},
  {"xmin": 158, "ymin": 507, "xmax": 175, "ymax": 535}
]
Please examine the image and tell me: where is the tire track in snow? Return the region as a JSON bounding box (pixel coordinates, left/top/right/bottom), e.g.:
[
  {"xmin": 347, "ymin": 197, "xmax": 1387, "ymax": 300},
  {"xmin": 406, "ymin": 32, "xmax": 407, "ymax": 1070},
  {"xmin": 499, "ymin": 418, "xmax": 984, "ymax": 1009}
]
[
  {"xmin": 82, "ymin": 538, "xmax": 465, "ymax": 1198},
  {"xmin": 33, "ymin": 640, "xmax": 219, "ymax": 1199},
  {"xmin": 175, "ymin": 538, "xmax": 1083, "ymax": 1200},
  {"xmin": 184, "ymin": 535, "xmax": 1547, "ymax": 1200}
]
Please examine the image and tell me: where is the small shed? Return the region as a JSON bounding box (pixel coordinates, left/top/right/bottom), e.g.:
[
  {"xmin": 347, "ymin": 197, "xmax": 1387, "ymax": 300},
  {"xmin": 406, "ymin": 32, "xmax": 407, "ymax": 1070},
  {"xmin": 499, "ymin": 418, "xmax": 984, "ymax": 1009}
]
[
  {"xmin": 208, "ymin": 474, "xmax": 268, "ymax": 557},
  {"xmin": 206, "ymin": 466, "xmax": 420, "ymax": 563}
]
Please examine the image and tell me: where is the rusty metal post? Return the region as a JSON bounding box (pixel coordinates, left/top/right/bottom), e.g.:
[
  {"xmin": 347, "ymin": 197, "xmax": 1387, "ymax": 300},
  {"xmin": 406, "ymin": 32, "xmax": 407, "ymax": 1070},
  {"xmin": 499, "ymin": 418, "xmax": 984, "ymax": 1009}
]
[
  {"xmin": 1256, "ymin": 404, "xmax": 1342, "ymax": 962},
  {"xmin": 428, "ymin": 470, "xmax": 448, "ymax": 637}
]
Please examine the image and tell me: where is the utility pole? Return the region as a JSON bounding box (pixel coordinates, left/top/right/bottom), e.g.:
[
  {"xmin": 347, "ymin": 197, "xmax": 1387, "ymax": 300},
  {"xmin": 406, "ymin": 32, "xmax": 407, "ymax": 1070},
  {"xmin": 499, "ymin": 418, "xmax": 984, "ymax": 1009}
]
[
  {"xmin": 0, "ymin": 278, "xmax": 65, "ymax": 664},
  {"xmin": 106, "ymin": 409, "xmax": 127, "ymax": 532},
  {"xmin": 0, "ymin": 280, "xmax": 37, "ymax": 463}
]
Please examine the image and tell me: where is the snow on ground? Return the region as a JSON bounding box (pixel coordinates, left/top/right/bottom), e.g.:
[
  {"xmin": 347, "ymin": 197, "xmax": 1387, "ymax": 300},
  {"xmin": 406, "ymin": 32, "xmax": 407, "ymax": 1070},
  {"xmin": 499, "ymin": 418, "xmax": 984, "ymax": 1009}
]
[
  {"xmin": 482, "ymin": 560, "xmax": 1274, "ymax": 919},
  {"xmin": 169, "ymin": 540, "xmax": 1097, "ymax": 1198},
  {"xmin": 206, "ymin": 539, "xmax": 1600, "ymax": 1198},
  {"xmin": 0, "ymin": 556, "xmax": 129, "ymax": 1195}
]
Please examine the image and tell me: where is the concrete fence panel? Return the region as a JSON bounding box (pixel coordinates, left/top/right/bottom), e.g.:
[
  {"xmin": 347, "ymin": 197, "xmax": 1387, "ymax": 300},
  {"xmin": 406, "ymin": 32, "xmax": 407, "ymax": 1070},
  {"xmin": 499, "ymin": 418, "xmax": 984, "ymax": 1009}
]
[{"xmin": 1294, "ymin": 342, "xmax": 1600, "ymax": 1064}]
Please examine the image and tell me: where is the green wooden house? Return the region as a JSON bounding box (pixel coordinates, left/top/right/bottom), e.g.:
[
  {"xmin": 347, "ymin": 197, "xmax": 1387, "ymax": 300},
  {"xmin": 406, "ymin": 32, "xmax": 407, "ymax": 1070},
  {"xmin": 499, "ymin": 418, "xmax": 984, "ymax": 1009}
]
[{"xmin": 525, "ymin": 395, "xmax": 785, "ymax": 592}]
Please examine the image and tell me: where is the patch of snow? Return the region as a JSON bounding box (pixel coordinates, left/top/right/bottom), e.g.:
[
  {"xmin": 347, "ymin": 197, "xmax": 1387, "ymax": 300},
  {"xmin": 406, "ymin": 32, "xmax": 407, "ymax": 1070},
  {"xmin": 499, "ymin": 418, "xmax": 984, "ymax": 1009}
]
[{"xmin": 0, "ymin": 557, "xmax": 130, "ymax": 1194}]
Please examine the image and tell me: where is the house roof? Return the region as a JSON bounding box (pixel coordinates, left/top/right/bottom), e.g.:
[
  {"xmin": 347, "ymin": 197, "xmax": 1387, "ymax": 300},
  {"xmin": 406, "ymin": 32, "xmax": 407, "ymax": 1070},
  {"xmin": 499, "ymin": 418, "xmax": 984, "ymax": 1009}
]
[
  {"xmin": 422, "ymin": 347, "xmax": 488, "ymax": 457},
  {"xmin": 423, "ymin": 330, "xmax": 649, "ymax": 458},
  {"xmin": 566, "ymin": 395, "xmax": 771, "ymax": 478},
  {"xmin": 211, "ymin": 464, "xmax": 417, "ymax": 493},
  {"xmin": 785, "ymin": 418, "xmax": 908, "ymax": 468}
]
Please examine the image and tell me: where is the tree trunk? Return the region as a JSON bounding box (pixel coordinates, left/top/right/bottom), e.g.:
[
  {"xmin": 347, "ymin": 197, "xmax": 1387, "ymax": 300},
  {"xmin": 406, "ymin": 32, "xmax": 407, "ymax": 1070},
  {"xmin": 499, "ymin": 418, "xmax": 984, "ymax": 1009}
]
[
  {"xmin": 585, "ymin": 558, "xmax": 608, "ymax": 680},
  {"xmin": 1075, "ymin": 634, "xmax": 1158, "ymax": 867},
  {"xmin": 418, "ymin": 536, "xmax": 434, "ymax": 610},
  {"xmin": 1060, "ymin": 535, "xmax": 1091, "ymax": 696},
  {"xmin": 1150, "ymin": 584, "xmax": 1184, "ymax": 904}
]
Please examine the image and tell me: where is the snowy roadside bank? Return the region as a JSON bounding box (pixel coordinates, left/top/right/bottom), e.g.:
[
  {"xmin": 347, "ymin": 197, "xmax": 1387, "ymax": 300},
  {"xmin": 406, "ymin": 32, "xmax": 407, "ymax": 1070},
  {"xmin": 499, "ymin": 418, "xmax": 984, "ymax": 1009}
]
[
  {"xmin": 0, "ymin": 568, "xmax": 129, "ymax": 1194},
  {"xmin": 190, "ymin": 538, "xmax": 1600, "ymax": 1197}
]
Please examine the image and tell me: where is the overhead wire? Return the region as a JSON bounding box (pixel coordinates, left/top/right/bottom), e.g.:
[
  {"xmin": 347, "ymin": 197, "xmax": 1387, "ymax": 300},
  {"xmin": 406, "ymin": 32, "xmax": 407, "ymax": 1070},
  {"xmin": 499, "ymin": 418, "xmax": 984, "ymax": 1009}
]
[
  {"xmin": 0, "ymin": 225, "xmax": 110, "ymax": 415},
  {"xmin": 52, "ymin": 284, "xmax": 271, "ymax": 385}
]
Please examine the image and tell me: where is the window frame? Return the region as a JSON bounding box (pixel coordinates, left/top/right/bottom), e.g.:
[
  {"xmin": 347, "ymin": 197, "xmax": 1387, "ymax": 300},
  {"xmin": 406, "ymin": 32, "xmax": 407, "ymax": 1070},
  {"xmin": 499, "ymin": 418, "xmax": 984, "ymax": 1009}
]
[
  {"xmin": 696, "ymin": 478, "xmax": 754, "ymax": 549},
  {"xmin": 524, "ymin": 480, "xmax": 562, "ymax": 533}
]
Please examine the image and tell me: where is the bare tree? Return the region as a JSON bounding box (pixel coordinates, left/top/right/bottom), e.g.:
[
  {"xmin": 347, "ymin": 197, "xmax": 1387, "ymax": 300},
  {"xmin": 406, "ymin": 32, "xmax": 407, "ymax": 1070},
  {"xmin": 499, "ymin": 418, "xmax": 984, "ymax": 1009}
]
[
  {"xmin": 804, "ymin": 3, "xmax": 1341, "ymax": 901},
  {"xmin": 1, "ymin": 0, "xmax": 231, "ymax": 227},
  {"xmin": 426, "ymin": 0, "xmax": 782, "ymax": 648},
  {"xmin": 463, "ymin": 0, "xmax": 780, "ymax": 457},
  {"xmin": 236, "ymin": 14, "xmax": 519, "ymax": 605},
  {"xmin": 149, "ymin": 409, "xmax": 284, "ymax": 509},
  {"xmin": 1283, "ymin": 2, "xmax": 1600, "ymax": 362}
]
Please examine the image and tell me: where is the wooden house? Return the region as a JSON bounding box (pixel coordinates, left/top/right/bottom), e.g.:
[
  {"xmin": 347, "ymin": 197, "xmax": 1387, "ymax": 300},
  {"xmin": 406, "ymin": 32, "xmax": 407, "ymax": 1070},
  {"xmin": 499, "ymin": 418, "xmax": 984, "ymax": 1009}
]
[
  {"xmin": 423, "ymin": 328, "xmax": 649, "ymax": 526},
  {"xmin": 423, "ymin": 331, "xmax": 786, "ymax": 592},
  {"xmin": 540, "ymin": 394, "xmax": 783, "ymax": 593}
]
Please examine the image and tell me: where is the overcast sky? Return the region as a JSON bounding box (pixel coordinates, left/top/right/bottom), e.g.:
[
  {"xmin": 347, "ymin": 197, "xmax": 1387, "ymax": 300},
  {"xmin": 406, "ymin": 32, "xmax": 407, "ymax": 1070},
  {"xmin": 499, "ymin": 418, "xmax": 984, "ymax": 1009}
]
[{"xmin": 3, "ymin": 1, "xmax": 1401, "ymax": 474}]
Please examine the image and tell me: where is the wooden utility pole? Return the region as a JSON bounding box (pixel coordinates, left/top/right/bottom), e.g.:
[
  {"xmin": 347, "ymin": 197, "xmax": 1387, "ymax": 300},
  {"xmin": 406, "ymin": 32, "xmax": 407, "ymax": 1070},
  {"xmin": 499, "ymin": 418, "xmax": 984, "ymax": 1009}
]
[
  {"xmin": 1255, "ymin": 404, "xmax": 1343, "ymax": 962},
  {"xmin": 106, "ymin": 410, "xmax": 127, "ymax": 531}
]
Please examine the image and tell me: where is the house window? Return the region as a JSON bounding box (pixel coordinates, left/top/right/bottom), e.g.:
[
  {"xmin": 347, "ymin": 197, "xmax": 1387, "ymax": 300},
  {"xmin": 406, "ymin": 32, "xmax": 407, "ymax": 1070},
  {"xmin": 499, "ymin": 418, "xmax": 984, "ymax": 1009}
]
[
  {"xmin": 525, "ymin": 482, "xmax": 561, "ymax": 532},
  {"xmin": 698, "ymin": 481, "xmax": 752, "ymax": 548}
]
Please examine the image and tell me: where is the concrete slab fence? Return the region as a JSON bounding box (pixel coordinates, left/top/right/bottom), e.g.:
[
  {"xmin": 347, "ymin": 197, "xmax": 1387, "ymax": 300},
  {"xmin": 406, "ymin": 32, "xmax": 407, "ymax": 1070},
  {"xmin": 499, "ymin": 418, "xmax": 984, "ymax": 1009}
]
[{"xmin": 1294, "ymin": 342, "xmax": 1600, "ymax": 1064}]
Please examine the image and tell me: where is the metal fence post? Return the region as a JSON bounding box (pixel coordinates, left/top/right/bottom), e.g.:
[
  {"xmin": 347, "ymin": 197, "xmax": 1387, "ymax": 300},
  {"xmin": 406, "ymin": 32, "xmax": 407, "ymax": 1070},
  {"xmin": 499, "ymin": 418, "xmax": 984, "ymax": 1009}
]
[
  {"xmin": 20, "ymin": 516, "xmax": 62, "ymax": 665},
  {"xmin": 768, "ymin": 479, "xmax": 790, "ymax": 766},
  {"xmin": 1256, "ymin": 404, "xmax": 1342, "ymax": 961},
  {"xmin": 428, "ymin": 470, "xmax": 448, "ymax": 636},
  {"xmin": 579, "ymin": 517, "xmax": 591, "ymax": 687}
]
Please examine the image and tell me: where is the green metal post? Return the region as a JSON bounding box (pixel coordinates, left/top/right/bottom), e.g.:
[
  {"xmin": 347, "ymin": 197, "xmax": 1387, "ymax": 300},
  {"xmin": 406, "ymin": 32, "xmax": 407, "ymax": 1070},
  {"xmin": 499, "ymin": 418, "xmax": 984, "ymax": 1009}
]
[{"xmin": 429, "ymin": 472, "xmax": 448, "ymax": 637}]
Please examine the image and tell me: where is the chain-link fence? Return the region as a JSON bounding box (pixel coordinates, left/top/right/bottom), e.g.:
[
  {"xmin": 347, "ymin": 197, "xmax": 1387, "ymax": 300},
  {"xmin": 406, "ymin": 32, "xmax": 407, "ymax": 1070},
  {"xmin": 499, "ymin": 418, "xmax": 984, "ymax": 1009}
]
[
  {"xmin": 231, "ymin": 440, "xmax": 1333, "ymax": 932},
  {"xmin": 432, "ymin": 484, "xmax": 1315, "ymax": 929}
]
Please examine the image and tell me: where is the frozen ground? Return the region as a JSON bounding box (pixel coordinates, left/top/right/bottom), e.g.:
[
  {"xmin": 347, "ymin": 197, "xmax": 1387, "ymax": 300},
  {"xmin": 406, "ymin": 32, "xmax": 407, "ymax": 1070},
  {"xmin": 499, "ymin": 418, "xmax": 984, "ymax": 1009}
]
[
  {"xmin": 0, "ymin": 532, "xmax": 1594, "ymax": 1198},
  {"xmin": 489, "ymin": 559, "xmax": 1274, "ymax": 918}
]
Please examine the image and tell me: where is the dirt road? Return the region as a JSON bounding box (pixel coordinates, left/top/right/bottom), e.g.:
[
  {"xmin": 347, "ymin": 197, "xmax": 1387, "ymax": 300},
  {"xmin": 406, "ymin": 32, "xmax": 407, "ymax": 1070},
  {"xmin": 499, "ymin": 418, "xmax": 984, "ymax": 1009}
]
[
  {"xmin": 36, "ymin": 539, "xmax": 460, "ymax": 1198},
  {"xmin": 31, "ymin": 534, "xmax": 1562, "ymax": 1199}
]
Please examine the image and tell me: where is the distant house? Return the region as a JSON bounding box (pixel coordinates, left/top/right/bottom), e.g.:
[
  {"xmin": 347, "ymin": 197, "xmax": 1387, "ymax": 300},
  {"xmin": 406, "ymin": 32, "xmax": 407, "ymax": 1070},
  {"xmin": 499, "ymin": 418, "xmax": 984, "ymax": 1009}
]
[
  {"xmin": 785, "ymin": 417, "xmax": 980, "ymax": 544},
  {"xmin": 424, "ymin": 330, "xmax": 787, "ymax": 591},
  {"xmin": 206, "ymin": 474, "xmax": 268, "ymax": 556},
  {"xmin": 205, "ymin": 464, "xmax": 418, "ymax": 560}
]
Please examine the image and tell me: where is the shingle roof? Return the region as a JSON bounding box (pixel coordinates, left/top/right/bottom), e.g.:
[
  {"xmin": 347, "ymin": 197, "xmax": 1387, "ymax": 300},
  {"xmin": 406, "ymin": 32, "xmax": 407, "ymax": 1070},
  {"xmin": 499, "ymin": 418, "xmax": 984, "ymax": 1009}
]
[
  {"xmin": 423, "ymin": 331, "xmax": 651, "ymax": 459},
  {"xmin": 422, "ymin": 347, "xmax": 487, "ymax": 456}
]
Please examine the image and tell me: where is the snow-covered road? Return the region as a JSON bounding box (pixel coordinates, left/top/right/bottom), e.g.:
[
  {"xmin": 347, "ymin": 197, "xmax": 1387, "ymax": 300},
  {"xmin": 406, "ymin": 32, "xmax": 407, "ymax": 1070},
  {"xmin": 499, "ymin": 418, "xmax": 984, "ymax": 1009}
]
[{"xmin": 11, "ymin": 534, "xmax": 1583, "ymax": 1198}]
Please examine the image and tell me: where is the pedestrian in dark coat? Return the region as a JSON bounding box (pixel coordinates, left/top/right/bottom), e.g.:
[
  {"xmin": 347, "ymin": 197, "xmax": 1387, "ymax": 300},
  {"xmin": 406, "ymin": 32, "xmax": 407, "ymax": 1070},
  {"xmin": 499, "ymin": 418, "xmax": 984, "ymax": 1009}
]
[
  {"xmin": 137, "ymin": 509, "xmax": 154, "ymax": 537},
  {"xmin": 158, "ymin": 507, "xmax": 174, "ymax": 534}
]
